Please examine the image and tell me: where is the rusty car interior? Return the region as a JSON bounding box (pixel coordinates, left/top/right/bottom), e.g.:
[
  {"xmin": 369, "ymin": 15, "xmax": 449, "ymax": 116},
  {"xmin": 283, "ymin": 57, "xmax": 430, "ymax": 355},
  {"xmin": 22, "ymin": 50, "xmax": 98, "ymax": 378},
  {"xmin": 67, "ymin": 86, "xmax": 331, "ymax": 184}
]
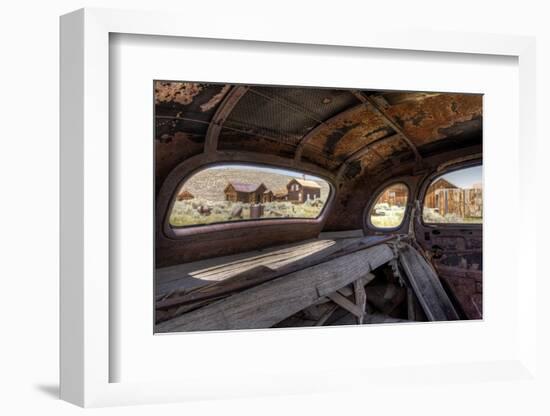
[{"xmin": 154, "ymin": 82, "xmax": 483, "ymax": 333}]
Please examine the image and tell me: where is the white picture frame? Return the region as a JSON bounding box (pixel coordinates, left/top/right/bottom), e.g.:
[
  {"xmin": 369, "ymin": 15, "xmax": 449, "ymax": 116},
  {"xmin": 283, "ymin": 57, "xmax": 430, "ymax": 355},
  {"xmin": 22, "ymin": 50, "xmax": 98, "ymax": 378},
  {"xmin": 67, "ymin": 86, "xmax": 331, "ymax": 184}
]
[{"xmin": 60, "ymin": 8, "xmax": 539, "ymax": 408}]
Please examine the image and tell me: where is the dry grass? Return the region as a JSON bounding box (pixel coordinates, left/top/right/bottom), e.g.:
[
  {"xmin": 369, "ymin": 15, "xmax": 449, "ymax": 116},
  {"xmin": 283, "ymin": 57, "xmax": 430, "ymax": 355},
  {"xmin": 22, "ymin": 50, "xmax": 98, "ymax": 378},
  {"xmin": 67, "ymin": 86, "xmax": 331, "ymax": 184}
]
[
  {"xmin": 170, "ymin": 198, "xmax": 326, "ymax": 227},
  {"xmin": 180, "ymin": 167, "xmax": 330, "ymax": 201},
  {"xmin": 422, "ymin": 208, "xmax": 482, "ymax": 224},
  {"xmin": 170, "ymin": 167, "xmax": 329, "ymax": 227},
  {"xmin": 370, "ymin": 204, "xmax": 406, "ymax": 228}
]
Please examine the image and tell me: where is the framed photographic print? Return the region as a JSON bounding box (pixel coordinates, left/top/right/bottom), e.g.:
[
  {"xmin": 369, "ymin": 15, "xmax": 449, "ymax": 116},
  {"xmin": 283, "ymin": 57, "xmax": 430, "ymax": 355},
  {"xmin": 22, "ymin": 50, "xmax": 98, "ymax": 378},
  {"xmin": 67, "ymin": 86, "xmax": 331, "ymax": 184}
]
[
  {"xmin": 153, "ymin": 81, "xmax": 482, "ymax": 334},
  {"xmin": 60, "ymin": 7, "xmax": 539, "ymax": 408}
]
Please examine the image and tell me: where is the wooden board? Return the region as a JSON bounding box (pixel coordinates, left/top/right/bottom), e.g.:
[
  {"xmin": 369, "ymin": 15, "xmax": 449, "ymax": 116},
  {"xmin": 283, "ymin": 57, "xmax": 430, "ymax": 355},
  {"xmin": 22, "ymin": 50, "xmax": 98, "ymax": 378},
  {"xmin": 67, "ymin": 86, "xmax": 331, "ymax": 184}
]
[
  {"xmin": 156, "ymin": 243, "xmax": 394, "ymax": 332},
  {"xmin": 156, "ymin": 238, "xmax": 363, "ymax": 297},
  {"xmin": 398, "ymin": 243, "xmax": 459, "ymax": 321},
  {"xmin": 156, "ymin": 236, "xmax": 391, "ymax": 312},
  {"xmin": 330, "ymin": 313, "xmax": 410, "ymax": 326}
]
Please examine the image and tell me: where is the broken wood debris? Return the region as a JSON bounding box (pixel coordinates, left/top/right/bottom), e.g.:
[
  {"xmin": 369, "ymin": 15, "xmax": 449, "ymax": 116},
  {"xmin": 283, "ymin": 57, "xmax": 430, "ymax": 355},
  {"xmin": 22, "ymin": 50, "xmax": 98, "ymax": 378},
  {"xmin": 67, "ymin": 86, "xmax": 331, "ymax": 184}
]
[
  {"xmin": 397, "ymin": 242, "xmax": 459, "ymax": 321},
  {"xmin": 156, "ymin": 244, "xmax": 394, "ymax": 332},
  {"xmin": 155, "ymin": 236, "xmax": 462, "ymax": 333},
  {"xmin": 156, "ymin": 235, "xmax": 392, "ymax": 314}
]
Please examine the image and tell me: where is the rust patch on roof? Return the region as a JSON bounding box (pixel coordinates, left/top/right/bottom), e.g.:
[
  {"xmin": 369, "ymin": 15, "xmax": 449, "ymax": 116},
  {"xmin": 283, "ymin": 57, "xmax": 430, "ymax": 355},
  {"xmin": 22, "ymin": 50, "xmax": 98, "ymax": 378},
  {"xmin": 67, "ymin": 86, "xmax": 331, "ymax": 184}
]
[
  {"xmin": 305, "ymin": 105, "xmax": 391, "ymax": 159},
  {"xmin": 385, "ymin": 93, "xmax": 482, "ymax": 146},
  {"xmin": 369, "ymin": 135, "xmax": 409, "ymax": 159},
  {"xmin": 301, "ymin": 148, "xmax": 342, "ymax": 171},
  {"xmin": 378, "ymin": 92, "xmax": 442, "ymax": 106},
  {"xmin": 155, "ymin": 81, "xmax": 204, "ymax": 105},
  {"xmin": 155, "ymin": 132, "xmax": 204, "ymax": 195}
]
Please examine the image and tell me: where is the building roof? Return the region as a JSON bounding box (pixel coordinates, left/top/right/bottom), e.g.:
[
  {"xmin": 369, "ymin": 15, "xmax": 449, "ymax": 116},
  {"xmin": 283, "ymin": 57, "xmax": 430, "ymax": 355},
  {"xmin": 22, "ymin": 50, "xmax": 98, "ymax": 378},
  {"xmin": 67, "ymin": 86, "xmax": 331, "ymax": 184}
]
[
  {"xmin": 432, "ymin": 177, "xmax": 458, "ymax": 189},
  {"xmin": 156, "ymin": 84, "xmax": 482, "ymax": 203},
  {"xmin": 263, "ymin": 189, "xmax": 273, "ymax": 194},
  {"xmin": 290, "ymin": 178, "xmax": 321, "ymax": 189},
  {"xmin": 178, "ymin": 189, "xmax": 194, "ymax": 197},
  {"xmin": 226, "ymin": 181, "xmax": 265, "ymax": 193},
  {"xmin": 273, "ymin": 188, "xmax": 288, "ymax": 197}
]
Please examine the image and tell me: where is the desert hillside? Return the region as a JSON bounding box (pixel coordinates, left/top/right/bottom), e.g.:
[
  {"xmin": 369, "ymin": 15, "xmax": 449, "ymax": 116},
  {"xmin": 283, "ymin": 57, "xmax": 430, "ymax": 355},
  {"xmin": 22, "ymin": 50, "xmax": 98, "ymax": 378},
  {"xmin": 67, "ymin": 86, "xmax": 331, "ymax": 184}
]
[{"xmin": 179, "ymin": 167, "xmax": 331, "ymax": 201}]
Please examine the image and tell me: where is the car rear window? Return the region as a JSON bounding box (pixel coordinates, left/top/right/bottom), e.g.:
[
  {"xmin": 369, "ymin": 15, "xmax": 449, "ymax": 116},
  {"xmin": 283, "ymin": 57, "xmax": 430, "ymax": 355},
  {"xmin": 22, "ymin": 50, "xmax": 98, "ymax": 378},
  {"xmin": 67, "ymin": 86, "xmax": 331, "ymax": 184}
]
[{"xmin": 169, "ymin": 164, "xmax": 331, "ymax": 227}]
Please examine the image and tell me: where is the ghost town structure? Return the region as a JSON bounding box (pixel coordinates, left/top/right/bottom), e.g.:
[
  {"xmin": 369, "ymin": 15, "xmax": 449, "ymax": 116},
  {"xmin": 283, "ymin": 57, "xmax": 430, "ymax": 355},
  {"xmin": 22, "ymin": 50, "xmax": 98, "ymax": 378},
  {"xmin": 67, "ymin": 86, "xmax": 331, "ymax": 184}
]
[
  {"xmin": 286, "ymin": 179, "xmax": 322, "ymax": 203},
  {"xmin": 424, "ymin": 178, "xmax": 483, "ymax": 219},
  {"xmin": 224, "ymin": 181, "xmax": 267, "ymax": 203},
  {"xmin": 224, "ymin": 178, "xmax": 322, "ymax": 205}
]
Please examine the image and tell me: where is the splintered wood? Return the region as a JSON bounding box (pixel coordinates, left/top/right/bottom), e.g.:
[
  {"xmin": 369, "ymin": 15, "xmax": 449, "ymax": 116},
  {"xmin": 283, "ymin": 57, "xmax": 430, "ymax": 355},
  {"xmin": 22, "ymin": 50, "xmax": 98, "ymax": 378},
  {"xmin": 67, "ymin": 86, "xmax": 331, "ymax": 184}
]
[
  {"xmin": 397, "ymin": 243, "xmax": 459, "ymax": 321},
  {"xmin": 156, "ymin": 243, "xmax": 393, "ymax": 332},
  {"xmin": 155, "ymin": 236, "xmax": 459, "ymax": 333}
]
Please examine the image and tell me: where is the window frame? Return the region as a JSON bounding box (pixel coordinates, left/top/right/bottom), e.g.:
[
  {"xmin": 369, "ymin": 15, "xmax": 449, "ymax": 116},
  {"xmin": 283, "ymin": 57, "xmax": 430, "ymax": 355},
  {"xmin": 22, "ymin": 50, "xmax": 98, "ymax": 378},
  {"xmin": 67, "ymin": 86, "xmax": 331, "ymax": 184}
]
[
  {"xmin": 163, "ymin": 161, "xmax": 336, "ymax": 236},
  {"xmin": 419, "ymin": 160, "xmax": 483, "ymax": 228},
  {"xmin": 365, "ymin": 181, "xmax": 411, "ymax": 232}
]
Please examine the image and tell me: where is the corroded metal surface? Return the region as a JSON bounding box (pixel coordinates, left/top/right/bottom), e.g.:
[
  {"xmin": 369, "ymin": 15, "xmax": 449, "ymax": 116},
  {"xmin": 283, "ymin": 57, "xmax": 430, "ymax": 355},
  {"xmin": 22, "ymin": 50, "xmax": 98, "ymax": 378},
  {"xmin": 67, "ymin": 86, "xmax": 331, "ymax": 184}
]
[
  {"xmin": 154, "ymin": 81, "xmax": 232, "ymax": 193},
  {"xmin": 155, "ymin": 84, "xmax": 482, "ymax": 186},
  {"xmin": 155, "ymin": 131, "xmax": 204, "ymax": 195},
  {"xmin": 154, "ymin": 83, "xmax": 482, "ymax": 264},
  {"xmin": 218, "ymin": 130, "xmax": 297, "ymax": 159},
  {"xmin": 383, "ymin": 93, "xmax": 482, "ymax": 146},
  {"xmin": 301, "ymin": 104, "xmax": 393, "ymax": 163}
]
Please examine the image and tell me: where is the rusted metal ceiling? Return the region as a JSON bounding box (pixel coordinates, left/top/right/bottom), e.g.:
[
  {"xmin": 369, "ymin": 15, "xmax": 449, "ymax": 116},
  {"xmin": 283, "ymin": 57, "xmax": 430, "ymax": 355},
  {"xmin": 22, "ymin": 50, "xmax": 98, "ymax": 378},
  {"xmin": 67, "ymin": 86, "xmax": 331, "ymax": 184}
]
[{"xmin": 155, "ymin": 81, "xmax": 482, "ymax": 191}]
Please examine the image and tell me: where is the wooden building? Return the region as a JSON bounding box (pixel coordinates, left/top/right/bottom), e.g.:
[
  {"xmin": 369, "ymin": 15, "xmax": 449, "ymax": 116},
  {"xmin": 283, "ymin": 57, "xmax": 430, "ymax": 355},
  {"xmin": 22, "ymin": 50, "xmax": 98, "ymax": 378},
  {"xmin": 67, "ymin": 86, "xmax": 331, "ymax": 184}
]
[
  {"xmin": 262, "ymin": 190, "xmax": 274, "ymax": 203},
  {"xmin": 426, "ymin": 178, "xmax": 483, "ymax": 219},
  {"xmin": 377, "ymin": 184, "xmax": 408, "ymax": 207},
  {"xmin": 224, "ymin": 181, "xmax": 267, "ymax": 203},
  {"xmin": 176, "ymin": 189, "xmax": 194, "ymax": 201},
  {"xmin": 424, "ymin": 178, "xmax": 457, "ymax": 209},
  {"xmin": 286, "ymin": 179, "xmax": 321, "ymax": 203},
  {"xmin": 273, "ymin": 189, "xmax": 288, "ymax": 201},
  {"xmin": 432, "ymin": 188, "xmax": 483, "ymax": 218}
]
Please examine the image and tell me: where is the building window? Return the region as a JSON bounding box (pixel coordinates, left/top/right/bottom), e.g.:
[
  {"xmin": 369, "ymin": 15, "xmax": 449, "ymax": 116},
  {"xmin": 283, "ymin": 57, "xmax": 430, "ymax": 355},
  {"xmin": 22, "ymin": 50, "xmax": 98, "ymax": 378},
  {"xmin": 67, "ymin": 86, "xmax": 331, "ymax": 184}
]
[
  {"xmin": 169, "ymin": 164, "xmax": 331, "ymax": 227},
  {"xmin": 422, "ymin": 165, "xmax": 483, "ymax": 224},
  {"xmin": 369, "ymin": 183, "xmax": 409, "ymax": 229}
]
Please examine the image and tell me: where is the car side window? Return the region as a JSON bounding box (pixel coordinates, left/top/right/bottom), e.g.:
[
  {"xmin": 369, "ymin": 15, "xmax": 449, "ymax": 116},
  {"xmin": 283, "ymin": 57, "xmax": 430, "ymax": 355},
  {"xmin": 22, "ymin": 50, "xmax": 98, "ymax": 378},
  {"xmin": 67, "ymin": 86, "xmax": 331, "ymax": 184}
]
[
  {"xmin": 369, "ymin": 183, "xmax": 409, "ymax": 229},
  {"xmin": 422, "ymin": 165, "xmax": 483, "ymax": 224}
]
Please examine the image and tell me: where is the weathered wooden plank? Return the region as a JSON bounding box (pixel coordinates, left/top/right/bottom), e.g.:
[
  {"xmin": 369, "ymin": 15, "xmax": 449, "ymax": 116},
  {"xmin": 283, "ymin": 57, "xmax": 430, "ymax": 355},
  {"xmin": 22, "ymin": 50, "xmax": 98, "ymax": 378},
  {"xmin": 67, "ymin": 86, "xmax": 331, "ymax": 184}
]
[
  {"xmin": 156, "ymin": 244, "xmax": 394, "ymax": 333},
  {"xmin": 157, "ymin": 238, "xmax": 388, "ymax": 311},
  {"xmin": 331, "ymin": 312, "xmax": 410, "ymax": 326},
  {"xmin": 353, "ymin": 279, "xmax": 367, "ymax": 324},
  {"xmin": 157, "ymin": 265, "xmax": 276, "ymax": 310},
  {"xmin": 156, "ymin": 238, "xmax": 362, "ymax": 297},
  {"xmin": 407, "ymin": 287, "xmax": 416, "ymax": 321},
  {"xmin": 328, "ymin": 292, "xmax": 364, "ymax": 319},
  {"xmin": 398, "ymin": 243, "xmax": 459, "ymax": 321},
  {"xmin": 157, "ymin": 239, "xmax": 324, "ymax": 282},
  {"xmin": 336, "ymin": 273, "xmax": 376, "ymax": 298},
  {"xmin": 312, "ymin": 272, "xmax": 375, "ymax": 307}
]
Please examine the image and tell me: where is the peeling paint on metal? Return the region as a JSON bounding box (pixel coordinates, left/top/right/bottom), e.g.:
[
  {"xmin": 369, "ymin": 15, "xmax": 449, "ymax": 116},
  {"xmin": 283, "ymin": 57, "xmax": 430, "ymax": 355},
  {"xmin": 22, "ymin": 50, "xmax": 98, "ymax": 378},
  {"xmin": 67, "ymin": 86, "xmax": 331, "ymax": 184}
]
[
  {"xmin": 385, "ymin": 94, "xmax": 482, "ymax": 145},
  {"xmin": 200, "ymin": 85, "xmax": 231, "ymax": 112},
  {"xmin": 306, "ymin": 105, "xmax": 390, "ymax": 159},
  {"xmin": 155, "ymin": 131, "xmax": 204, "ymax": 195},
  {"xmin": 155, "ymin": 81, "xmax": 204, "ymax": 105}
]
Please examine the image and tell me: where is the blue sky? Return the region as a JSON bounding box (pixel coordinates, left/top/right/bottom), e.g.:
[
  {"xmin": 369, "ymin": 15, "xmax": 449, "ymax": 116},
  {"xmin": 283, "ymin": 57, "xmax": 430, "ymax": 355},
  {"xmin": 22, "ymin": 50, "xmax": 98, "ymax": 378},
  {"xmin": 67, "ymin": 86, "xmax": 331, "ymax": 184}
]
[{"xmin": 441, "ymin": 165, "xmax": 482, "ymax": 188}]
